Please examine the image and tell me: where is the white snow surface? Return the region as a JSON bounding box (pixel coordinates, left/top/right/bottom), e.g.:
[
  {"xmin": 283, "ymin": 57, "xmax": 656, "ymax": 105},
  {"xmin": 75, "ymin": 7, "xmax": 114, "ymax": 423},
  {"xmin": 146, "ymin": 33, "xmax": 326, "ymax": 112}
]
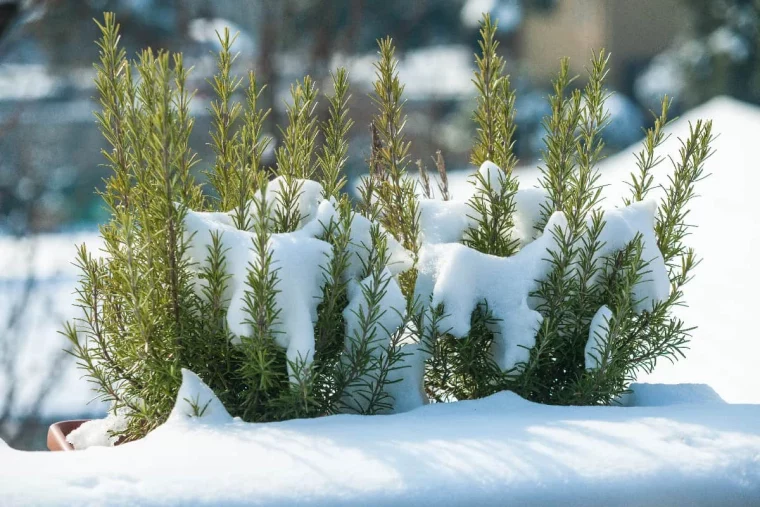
[{"xmin": 1, "ymin": 373, "xmax": 759, "ymax": 506}]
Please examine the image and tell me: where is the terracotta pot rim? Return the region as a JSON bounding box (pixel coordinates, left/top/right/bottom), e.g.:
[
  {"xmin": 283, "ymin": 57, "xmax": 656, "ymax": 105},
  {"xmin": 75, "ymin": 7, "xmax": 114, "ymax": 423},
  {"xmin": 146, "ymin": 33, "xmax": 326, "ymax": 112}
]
[{"xmin": 47, "ymin": 419, "xmax": 90, "ymax": 451}]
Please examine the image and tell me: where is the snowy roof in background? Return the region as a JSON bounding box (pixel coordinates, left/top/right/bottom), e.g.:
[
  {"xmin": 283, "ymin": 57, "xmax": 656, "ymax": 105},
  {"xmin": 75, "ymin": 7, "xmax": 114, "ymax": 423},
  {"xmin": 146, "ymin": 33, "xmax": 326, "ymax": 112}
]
[
  {"xmin": 188, "ymin": 17, "xmax": 256, "ymax": 54},
  {"xmin": 333, "ymin": 45, "xmax": 474, "ymax": 100},
  {"xmin": 0, "ymin": 64, "xmax": 60, "ymax": 101},
  {"xmin": 461, "ymin": 0, "xmax": 523, "ymax": 33}
]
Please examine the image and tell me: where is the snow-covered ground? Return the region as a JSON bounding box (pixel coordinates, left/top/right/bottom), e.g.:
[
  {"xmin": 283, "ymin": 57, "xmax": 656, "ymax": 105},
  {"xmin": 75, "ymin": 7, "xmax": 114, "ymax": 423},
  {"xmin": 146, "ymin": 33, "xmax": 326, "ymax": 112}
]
[
  {"xmin": 1, "ymin": 96, "xmax": 759, "ymax": 504},
  {"xmin": 0, "ymin": 372, "xmax": 758, "ymax": 506}
]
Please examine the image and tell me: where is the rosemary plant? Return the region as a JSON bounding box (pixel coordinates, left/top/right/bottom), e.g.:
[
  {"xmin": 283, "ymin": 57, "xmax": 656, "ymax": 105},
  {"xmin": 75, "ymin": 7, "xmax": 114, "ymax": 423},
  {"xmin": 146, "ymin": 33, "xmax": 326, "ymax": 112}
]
[{"xmin": 65, "ymin": 13, "xmax": 713, "ymax": 443}]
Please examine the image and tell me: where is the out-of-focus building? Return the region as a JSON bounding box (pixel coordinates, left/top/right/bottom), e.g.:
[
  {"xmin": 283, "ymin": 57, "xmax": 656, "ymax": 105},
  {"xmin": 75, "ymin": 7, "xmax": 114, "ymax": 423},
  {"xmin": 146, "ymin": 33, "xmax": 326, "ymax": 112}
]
[{"xmin": 519, "ymin": 0, "xmax": 686, "ymax": 93}]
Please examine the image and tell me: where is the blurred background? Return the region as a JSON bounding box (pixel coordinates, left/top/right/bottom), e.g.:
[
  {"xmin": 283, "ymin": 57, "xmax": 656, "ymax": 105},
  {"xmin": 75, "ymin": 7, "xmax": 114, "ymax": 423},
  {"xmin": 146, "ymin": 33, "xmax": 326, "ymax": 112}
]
[{"xmin": 1, "ymin": 0, "xmax": 758, "ymax": 449}]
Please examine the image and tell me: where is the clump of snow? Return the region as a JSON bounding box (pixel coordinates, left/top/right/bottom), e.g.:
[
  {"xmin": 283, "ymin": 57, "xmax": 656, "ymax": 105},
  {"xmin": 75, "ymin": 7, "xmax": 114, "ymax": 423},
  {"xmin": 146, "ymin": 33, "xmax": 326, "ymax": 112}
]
[
  {"xmin": 415, "ymin": 211, "xmax": 567, "ymax": 370},
  {"xmin": 475, "ymin": 161, "xmax": 503, "ymax": 193},
  {"xmin": 384, "ymin": 324, "xmax": 428, "ymax": 414},
  {"xmin": 168, "ymin": 369, "xmax": 232, "ymax": 424},
  {"xmin": 418, "ymin": 199, "xmax": 473, "ymax": 245},
  {"xmin": 66, "ymin": 408, "xmax": 128, "ymax": 450},
  {"xmin": 512, "ymin": 187, "xmax": 547, "ymax": 246},
  {"xmin": 618, "ymin": 383, "xmax": 726, "ymax": 407},
  {"xmin": 245, "ymin": 176, "xmax": 327, "ymax": 230},
  {"xmin": 417, "ymin": 170, "xmax": 547, "ymax": 248},
  {"xmin": 344, "ymin": 211, "xmax": 413, "ymax": 281},
  {"xmin": 595, "ymin": 200, "xmax": 670, "ymax": 311},
  {"xmin": 585, "ymin": 305, "xmax": 613, "ymax": 370}
]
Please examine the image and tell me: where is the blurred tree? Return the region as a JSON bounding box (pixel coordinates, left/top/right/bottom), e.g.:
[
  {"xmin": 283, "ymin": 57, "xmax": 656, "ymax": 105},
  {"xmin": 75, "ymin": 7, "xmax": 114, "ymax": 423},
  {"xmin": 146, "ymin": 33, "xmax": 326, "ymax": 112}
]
[
  {"xmin": 0, "ymin": 0, "xmax": 20, "ymax": 39},
  {"xmin": 636, "ymin": 0, "xmax": 760, "ymax": 109},
  {"xmin": 687, "ymin": 0, "xmax": 760, "ymax": 104}
]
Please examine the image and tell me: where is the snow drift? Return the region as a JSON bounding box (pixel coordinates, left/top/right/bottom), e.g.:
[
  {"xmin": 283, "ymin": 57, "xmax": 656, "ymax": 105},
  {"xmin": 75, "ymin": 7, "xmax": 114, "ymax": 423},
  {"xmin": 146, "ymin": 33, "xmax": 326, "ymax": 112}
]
[{"xmin": 1, "ymin": 370, "xmax": 758, "ymax": 506}]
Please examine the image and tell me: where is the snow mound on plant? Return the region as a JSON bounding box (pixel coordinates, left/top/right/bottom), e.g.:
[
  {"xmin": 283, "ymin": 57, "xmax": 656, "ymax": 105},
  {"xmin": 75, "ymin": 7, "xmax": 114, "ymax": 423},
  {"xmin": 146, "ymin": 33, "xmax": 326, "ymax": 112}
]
[
  {"xmin": 184, "ymin": 178, "xmax": 416, "ymax": 394},
  {"xmin": 415, "ymin": 212, "xmax": 565, "ymax": 370},
  {"xmin": 184, "ymin": 205, "xmax": 333, "ymax": 381},
  {"xmin": 415, "ymin": 165, "xmax": 669, "ymax": 372},
  {"xmin": 249, "ymin": 176, "xmax": 326, "ymax": 229},
  {"xmin": 344, "ymin": 211, "xmax": 413, "ymax": 280},
  {"xmin": 418, "ymin": 199, "xmax": 473, "ymax": 245},
  {"xmin": 168, "ymin": 369, "xmax": 232, "ymax": 424}
]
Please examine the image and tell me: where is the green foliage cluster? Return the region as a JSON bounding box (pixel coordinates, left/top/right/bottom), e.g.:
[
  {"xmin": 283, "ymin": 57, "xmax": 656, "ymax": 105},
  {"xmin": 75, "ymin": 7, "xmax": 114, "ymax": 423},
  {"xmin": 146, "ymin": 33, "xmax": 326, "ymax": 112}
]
[
  {"xmin": 426, "ymin": 16, "xmax": 713, "ymax": 406},
  {"xmin": 66, "ymin": 13, "xmax": 712, "ymax": 442},
  {"xmin": 66, "ymin": 14, "xmax": 411, "ymax": 441}
]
